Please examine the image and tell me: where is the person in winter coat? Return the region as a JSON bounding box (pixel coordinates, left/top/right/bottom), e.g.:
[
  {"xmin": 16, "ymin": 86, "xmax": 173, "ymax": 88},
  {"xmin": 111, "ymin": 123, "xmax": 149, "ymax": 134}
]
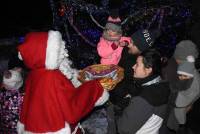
[
  {"xmin": 174, "ymin": 55, "xmax": 200, "ymax": 125},
  {"xmin": 162, "ymin": 40, "xmax": 199, "ymax": 87},
  {"xmin": 106, "ymin": 29, "xmax": 161, "ymax": 134},
  {"xmin": 0, "ymin": 67, "xmax": 24, "ymax": 133},
  {"xmin": 116, "ymin": 49, "xmax": 170, "ymax": 134},
  {"xmin": 109, "ymin": 28, "xmax": 161, "ymax": 109},
  {"xmin": 97, "ymin": 12, "xmax": 131, "ymax": 65},
  {"xmin": 16, "ymin": 30, "xmax": 110, "ymax": 134},
  {"xmin": 162, "ymin": 40, "xmax": 199, "ymax": 131}
]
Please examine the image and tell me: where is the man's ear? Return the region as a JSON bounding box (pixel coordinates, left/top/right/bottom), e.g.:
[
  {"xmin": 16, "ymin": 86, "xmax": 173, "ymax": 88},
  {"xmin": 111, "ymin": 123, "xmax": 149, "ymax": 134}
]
[
  {"xmin": 18, "ymin": 52, "xmax": 23, "ymax": 60},
  {"xmin": 145, "ymin": 67, "xmax": 152, "ymax": 75}
]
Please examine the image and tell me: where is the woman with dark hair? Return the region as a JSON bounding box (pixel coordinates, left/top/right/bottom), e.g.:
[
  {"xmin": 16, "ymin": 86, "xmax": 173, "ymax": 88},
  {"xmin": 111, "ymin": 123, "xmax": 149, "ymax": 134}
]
[{"xmin": 116, "ymin": 49, "xmax": 170, "ymax": 134}]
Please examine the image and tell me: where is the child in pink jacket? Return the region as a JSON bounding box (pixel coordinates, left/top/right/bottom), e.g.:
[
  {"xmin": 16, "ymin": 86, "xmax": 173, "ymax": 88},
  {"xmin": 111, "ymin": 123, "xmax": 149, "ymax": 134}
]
[{"xmin": 97, "ymin": 15, "xmax": 131, "ymax": 65}]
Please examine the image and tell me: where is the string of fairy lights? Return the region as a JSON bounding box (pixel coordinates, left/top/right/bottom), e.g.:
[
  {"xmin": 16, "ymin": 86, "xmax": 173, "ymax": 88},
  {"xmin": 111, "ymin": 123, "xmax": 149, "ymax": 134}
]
[
  {"xmin": 48, "ymin": 0, "xmax": 191, "ymax": 68},
  {"xmin": 50, "ymin": 0, "xmax": 191, "ymax": 46}
]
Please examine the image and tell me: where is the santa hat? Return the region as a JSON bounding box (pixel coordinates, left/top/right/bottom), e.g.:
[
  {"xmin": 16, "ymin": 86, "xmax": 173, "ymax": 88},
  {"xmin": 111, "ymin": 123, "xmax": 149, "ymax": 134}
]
[
  {"xmin": 18, "ymin": 30, "xmax": 66, "ymax": 70},
  {"xmin": 177, "ymin": 56, "xmax": 195, "ymax": 77},
  {"xmin": 131, "ymin": 28, "xmax": 160, "ymax": 52}
]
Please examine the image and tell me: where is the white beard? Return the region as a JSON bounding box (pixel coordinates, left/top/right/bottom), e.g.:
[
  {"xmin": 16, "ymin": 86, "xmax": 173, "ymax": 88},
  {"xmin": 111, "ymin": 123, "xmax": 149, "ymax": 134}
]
[{"xmin": 59, "ymin": 57, "xmax": 82, "ymax": 88}]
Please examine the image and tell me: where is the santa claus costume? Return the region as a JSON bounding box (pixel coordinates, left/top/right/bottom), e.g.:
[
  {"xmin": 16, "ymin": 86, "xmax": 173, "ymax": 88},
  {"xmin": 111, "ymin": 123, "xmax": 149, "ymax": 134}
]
[{"xmin": 17, "ymin": 31, "xmax": 109, "ymax": 134}]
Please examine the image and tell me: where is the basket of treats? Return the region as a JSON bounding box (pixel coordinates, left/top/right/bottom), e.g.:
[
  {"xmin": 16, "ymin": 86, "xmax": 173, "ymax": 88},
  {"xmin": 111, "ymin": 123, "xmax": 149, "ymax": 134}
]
[{"xmin": 79, "ymin": 64, "xmax": 124, "ymax": 91}]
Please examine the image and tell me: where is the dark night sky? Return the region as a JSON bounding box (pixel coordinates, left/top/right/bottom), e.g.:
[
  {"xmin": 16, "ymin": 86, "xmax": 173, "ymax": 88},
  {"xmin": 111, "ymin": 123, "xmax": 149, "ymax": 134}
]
[
  {"xmin": 0, "ymin": 0, "xmax": 52, "ymax": 38},
  {"xmin": 0, "ymin": 0, "xmax": 199, "ymax": 39},
  {"xmin": 0, "ymin": 0, "xmax": 124, "ymax": 38}
]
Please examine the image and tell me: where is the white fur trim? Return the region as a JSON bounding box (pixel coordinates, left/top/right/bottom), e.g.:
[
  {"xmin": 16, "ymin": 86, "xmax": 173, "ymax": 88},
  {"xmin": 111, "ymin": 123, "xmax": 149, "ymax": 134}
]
[
  {"xmin": 177, "ymin": 71, "xmax": 194, "ymax": 77},
  {"xmin": 186, "ymin": 55, "xmax": 195, "ymax": 62},
  {"xmin": 59, "ymin": 58, "xmax": 82, "ymax": 87},
  {"xmin": 95, "ymin": 90, "xmax": 109, "ymax": 106},
  {"xmin": 18, "ymin": 52, "xmax": 23, "ymax": 60},
  {"xmin": 17, "ymin": 121, "xmax": 71, "ymax": 134},
  {"xmin": 44, "ymin": 31, "xmax": 82, "ymax": 87},
  {"xmin": 46, "ymin": 30, "xmax": 63, "ymax": 70}
]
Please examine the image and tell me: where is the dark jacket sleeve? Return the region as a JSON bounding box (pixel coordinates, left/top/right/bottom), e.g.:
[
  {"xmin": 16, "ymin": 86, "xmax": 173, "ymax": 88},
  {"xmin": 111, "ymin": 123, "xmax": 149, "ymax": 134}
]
[
  {"xmin": 109, "ymin": 77, "xmax": 135, "ymax": 107},
  {"xmin": 110, "ymin": 47, "xmax": 138, "ymax": 108},
  {"xmin": 161, "ymin": 57, "xmax": 179, "ymax": 85},
  {"xmin": 117, "ymin": 97, "xmax": 153, "ymax": 134}
]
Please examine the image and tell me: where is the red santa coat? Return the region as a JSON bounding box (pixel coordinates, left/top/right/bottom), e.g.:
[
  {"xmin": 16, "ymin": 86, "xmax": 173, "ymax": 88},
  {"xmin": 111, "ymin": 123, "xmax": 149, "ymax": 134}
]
[{"xmin": 17, "ymin": 31, "xmax": 108, "ymax": 133}]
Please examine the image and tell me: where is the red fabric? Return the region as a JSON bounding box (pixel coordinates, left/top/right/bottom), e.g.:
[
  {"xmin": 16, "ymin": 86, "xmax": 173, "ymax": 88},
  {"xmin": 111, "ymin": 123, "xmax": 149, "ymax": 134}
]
[
  {"xmin": 70, "ymin": 124, "xmax": 82, "ymax": 134},
  {"xmin": 18, "ymin": 32, "xmax": 48, "ymax": 70},
  {"xmin": 20, "ymin": 70, "xmax": 103, "ymax": 132},
  {"xmin": 18, "ymin": 31, "xmax": 104, "ymax": 133},
  {"xmin": 123, "ymin": 40, "xmax": 129, "ymax": 46},
  {"xmin": 111, "ymin": 42, "xmax": 118, "ymax": 50}
]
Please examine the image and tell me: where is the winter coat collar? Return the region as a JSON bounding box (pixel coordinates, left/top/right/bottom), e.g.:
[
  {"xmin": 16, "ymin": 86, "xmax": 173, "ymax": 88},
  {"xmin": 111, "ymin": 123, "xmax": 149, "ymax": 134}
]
[
  {"xmin": 142, "ymin": 76, "xmax": 161, "ymax": 86},
  {"xmin": 133, "ymin": 74, "xmax": 159, "ymax": 86},
  {"xmin": 135, "ymin": 75, "xmax": 170, "ymax": 106}
]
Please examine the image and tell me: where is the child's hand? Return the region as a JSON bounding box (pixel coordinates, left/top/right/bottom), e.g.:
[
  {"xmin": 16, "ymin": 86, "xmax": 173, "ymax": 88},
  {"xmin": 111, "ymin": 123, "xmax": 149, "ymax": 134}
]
[{"xmin": 119, "ymin": 40, "xmax": 129, "ymax": 47}]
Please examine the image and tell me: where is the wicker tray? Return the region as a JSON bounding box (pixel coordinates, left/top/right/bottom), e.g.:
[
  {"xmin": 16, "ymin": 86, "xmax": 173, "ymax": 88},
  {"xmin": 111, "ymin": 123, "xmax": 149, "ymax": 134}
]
[{"xmin": 79, "ymin": 64, "xmax": 124, "ymax": 91}]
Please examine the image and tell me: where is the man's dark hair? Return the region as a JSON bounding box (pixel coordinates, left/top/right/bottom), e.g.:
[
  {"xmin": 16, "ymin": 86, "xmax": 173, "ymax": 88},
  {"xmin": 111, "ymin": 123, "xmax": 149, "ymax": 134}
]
[{"xmin": 141, "ymin": 49, "xmax": 162, "ymax": 75}]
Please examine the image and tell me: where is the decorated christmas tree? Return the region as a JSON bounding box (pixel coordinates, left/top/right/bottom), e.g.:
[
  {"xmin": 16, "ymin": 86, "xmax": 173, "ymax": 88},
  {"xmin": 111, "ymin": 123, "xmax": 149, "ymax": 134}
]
[{"xmin": 49, "ymin": 0, "xmax": 192, "ymax": 69}]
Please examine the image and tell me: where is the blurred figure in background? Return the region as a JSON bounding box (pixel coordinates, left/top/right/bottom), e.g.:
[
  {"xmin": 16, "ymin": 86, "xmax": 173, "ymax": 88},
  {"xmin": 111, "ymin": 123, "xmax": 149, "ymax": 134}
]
[{"xmin": 0, "ymin": 67, "xmax": 24, "ymax": 133}]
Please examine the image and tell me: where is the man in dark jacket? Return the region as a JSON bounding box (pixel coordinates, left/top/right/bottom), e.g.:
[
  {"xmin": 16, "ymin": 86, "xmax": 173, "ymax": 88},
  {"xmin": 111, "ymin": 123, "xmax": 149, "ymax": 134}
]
[
  {"xmin": 107, "ymin": 29, "xmax": 160, "ymax": 134},
  {"xmin": 109, "ymin": 28, "xmax": 160, "ymax": 109},
  {"xmin": 116, "ymin": 49, "xmax": 170, "ymax": 134}
]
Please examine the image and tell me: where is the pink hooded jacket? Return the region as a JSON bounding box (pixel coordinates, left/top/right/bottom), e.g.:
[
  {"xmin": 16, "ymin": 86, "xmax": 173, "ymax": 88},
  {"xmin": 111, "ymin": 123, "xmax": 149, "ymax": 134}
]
[{"xmin": 97, "ymin": 37, "xmax": 131, "ymax": 65}]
